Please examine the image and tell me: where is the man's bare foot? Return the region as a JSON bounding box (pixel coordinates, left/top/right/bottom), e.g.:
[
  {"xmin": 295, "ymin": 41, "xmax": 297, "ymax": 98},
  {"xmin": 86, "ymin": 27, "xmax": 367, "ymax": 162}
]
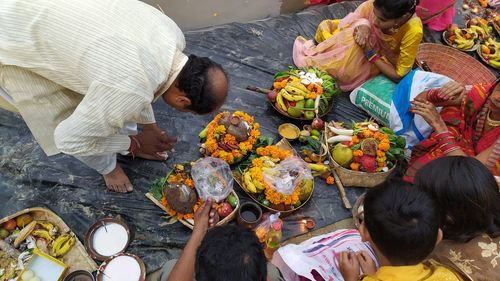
[{"xmin": 103, "ymin": 164, "xmax": 134, "ymax": 193}]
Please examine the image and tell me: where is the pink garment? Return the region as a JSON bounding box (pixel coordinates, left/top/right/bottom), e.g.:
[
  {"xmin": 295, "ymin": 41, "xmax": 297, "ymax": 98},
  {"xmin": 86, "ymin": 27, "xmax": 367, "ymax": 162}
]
[
  {"xmin": 416, "ymin": 0, "xmax": 455, "ymax": 31},
  {"xmin": 292, "ymin": 2, "xmax": 397, "ymax": 91}
]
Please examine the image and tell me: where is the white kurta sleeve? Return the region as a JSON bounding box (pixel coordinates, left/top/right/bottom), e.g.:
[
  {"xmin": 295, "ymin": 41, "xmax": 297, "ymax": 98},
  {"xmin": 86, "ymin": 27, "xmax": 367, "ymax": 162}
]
[{"xmin": 53, "ymin": 81, "xmax": 153, "ymax": 156}]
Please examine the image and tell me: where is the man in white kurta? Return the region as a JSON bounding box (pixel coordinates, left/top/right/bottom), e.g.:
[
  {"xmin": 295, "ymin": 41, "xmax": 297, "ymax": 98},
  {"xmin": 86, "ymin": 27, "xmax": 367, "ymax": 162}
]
[{"xmin": 0, "ymin": 0, "xmax": 228, "ymax": 192}]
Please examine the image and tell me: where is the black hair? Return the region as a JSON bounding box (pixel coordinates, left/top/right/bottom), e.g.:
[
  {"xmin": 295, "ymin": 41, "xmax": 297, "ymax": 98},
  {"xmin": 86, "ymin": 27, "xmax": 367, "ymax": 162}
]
[
  {"xmin": 363, "ymin": 178, "xmax": 439, "ymax": 265},
  {"xmin": 374, "ymin": 0, "xmax": 420, "ymax": 19},
  {"xmin": 195, "ymin": 225, "xmax": 267, "ymax": 281},
  {"xmin": 177, "ymin": 54, "xmax": 227, "ymax": 114},
  {"xmin": 414, "ymin": 156, "xmax": 500, "ymax": 242}
]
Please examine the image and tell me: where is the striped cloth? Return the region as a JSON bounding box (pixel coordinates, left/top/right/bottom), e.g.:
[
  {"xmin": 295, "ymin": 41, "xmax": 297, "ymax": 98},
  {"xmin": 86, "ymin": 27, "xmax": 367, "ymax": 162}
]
[{"xmin": 0, "ymin": 0, "xmax": 188, "ymax": 156}]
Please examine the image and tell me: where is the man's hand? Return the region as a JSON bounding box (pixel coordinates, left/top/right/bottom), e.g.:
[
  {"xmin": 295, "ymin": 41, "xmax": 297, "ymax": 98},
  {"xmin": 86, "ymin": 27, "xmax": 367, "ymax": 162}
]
[
  {"xmin": 410, "ymin": 100, "xmax": 447, "ymax": 133},
  {"xmin": 356, "ymin": 251, "xmax": 377, "ymax": 275},
  {"xmin": 339, "ymin": 251, "xmax": 360, "ymax": 281},
  {"xmin": 353, "ymin": 25, "xmax": 370, "ymax": 50},
  {"xmin": 192, "ymin": 199, "xmax": 217, "ymax": 239},
  {"xmin": 437, "ymin": 81, "xmax": 466, "ymax": 101},
  {"xmin": 132, "ymin": 123, "xmax": 176, "ymax": 159}
]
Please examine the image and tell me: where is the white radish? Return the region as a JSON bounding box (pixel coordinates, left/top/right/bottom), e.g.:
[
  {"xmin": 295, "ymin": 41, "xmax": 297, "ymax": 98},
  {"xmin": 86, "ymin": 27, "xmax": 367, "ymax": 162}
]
[
  {"xmin": 301, "ymin": 78, "xmax": 311, "ymax": 85},
  {"xmin": 314, "ymin": 95, "xmax": 321, "ymax": 116},
  {"xmin": 328, "ymin": 126, "xmax": 354, "ymax": 136},
  {"xmin": 327, "ymin": 135, "xmax": 352, "ymax": 143},
  {"xmin": 368, "ymin": 123, "xmax": 379, "ymax": 132}
]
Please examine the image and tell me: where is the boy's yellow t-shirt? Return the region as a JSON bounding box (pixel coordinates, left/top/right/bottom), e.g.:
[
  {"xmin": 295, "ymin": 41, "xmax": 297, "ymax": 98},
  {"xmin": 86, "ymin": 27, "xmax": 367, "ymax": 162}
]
[{"xmin": 361, "ymin": 262, "xmax": 463, "ymax": 281}]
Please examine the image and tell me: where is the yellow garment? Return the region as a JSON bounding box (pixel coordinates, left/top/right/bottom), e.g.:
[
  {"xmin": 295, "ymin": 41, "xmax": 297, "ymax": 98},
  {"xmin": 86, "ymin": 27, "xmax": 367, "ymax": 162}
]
[
  {"xmin": 362, "ymin": 263, "xmax": 463, "ymax": 281},
  {"xmin": 313, "ymin": 0, "xmax": 422, "ymax": 78}
]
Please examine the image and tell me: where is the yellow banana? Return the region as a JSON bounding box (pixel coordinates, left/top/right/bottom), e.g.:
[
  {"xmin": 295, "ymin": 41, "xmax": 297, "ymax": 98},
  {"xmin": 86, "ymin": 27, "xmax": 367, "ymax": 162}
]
[
  {"xmin": 285, "ymin": 85, "xmax": 309, "ymax": 97},
  {"xmin": 469, "ymin": 25, "xmax": 486, "ymax": 38},
  {"xmin": 252, "ymin": 177, "xmax": 265, "ymax": 191},
  {"xmin": 52, "ymin": 234, "xmax": 75, "ymax": 257},
  {"xmin": 276, "ymin": 90, "xmax": 288, "ymax": 112},
  {"xmin": 281, "ymin": 89, "xmax": 304, "ymax": 101},
  {"xmin": 457, "ymin": 39, "xmax": 474, "ymax": 50},
  {"xmin": 51, "ymin": 234, "xmax": 70, "ymax": 254},
  {"xmin": 31, "ymin": 229, "xmax": 54, "ymax": 241},
  {"xmin": 289, "ymin": 81, "xmax": 309, "ymax": 93},
  {"xmin": 243, "ymin": 172, "xmax": 257, "ymax": 193},
  {"xmin": 37, "ymin": 221, "xmax": 58, "ymax": 236},
  {"xmin": 308, "ymin": 163, "xmax": 329, "ymax": 173},
  {"xmin": 489, "ymin": 59, "xmax": 500, "ymax": 68}
]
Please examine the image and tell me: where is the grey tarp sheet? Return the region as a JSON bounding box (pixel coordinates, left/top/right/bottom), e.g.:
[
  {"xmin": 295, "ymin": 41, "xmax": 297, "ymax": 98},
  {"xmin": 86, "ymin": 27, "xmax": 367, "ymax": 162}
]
[{"xmin": 0, "ymin": 0, "xmax": 496, "ymax": 273}]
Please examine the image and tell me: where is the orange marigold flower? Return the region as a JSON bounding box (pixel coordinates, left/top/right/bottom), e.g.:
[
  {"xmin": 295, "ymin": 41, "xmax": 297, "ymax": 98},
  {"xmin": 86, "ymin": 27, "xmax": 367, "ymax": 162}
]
[
  {"xmin": 353, "ymin": 150, "xmax": 364, "ymax": 157},
  {"xmin": 351, "ymin": 136, "xmax": 360, "ymax": 144},
  {"xmin": 350, "ymin": 162, "xmax": 360, "ymax": 171},
  {"xmin": 376, "ymin": 150, "xmax": 385, "ymax": 157},
  {"xmin": 363, "ymin": 130, "xmax": 373, "ymax": 138},
  {"xmin": 378, "ymin": 142, "xmax": 390, "ymax": 152},
  {"xmin": 378, "ymin": 162, "xmax": 386, "ymax": 168},
  {"xmin": 326, "ymin": 176, "xmax": 334, "ymax": 185}
]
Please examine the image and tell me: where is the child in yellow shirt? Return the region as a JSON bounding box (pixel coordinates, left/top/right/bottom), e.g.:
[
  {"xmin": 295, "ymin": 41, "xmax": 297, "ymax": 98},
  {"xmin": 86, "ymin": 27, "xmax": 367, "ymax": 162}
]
[{"xmin": 339, "ymin": 179, "xmax": 463, "ymax": 281}]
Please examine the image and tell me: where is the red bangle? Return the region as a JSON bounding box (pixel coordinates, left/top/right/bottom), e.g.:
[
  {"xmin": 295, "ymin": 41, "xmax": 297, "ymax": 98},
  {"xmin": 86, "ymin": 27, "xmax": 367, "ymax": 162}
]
[
  {"xmin": 434, "ymin": 131, "xmax": 454, "ymax": 141},
  {"xmin": 427, "ymin": 89, "xmax": 446, "ymax": 104},
  {"xmin": 129, "ymin": 135, "xmax": 141, "ymax": 158},
  {"xmin": 442, "ymin": 145, "xmax": 461, "ymax": 155}
]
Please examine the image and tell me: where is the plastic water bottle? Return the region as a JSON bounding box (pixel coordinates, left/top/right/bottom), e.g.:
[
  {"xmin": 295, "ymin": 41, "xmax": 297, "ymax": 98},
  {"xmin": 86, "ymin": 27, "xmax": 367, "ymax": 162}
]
[{"xmin": 264, "ymin": 216, "xmax": 282, "ymax": 260}]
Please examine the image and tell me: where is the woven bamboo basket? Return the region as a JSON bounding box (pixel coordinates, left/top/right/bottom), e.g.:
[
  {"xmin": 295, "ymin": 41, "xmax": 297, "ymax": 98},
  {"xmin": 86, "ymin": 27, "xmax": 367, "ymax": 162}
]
[
  {"xmin": 323, "ymin": 125, "xmax": 395, "ymax": 188},
  {"xmin": 146, "ymin": 190, "xmax": 239, "ymax": 230},
  {"xmin": 416, "ymin": 43, "xmax": 497, "ymax": 85},
  {"xmin": 0, "ymin": 207, "xmax": 98, "ymax": 274}
]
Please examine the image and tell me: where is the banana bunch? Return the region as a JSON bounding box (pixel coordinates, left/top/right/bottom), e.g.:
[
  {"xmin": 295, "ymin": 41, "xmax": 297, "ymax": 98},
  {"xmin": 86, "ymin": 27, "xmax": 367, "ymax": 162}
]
[
  {"xmin": 243, "ymin": 157, "xmax": 279, "ymax": 193},
  {"xmin": 51, "ymin": 233, "xmax": 76, "ymax": 257},
  {"xmin": 468, "ymin": 25, "xmax": 489, "ymax": 40},
  {"xmin": 480, "ymin": 38, "xmax": 500, "ymax": 68},
  {"xmin": 276, "ymin": 89, "xmax": 288, "ymax": 112},
  {"xmin": 37, "ymin": 220, "xmax": 59, "ymax": 237},
  {"xmin": 451, "ymin": 28, "xmax": 477, "ymax": 50}
]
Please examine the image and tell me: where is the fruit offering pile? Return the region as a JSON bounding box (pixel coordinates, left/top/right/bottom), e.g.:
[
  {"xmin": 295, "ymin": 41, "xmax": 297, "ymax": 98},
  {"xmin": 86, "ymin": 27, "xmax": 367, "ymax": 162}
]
[
  {"xmin": 270, "ymin": 67, "xmax": 340, "ymax": 120},
  {"xmin": 479, "ymin": 38, "xmax": 500, "ymax": 68},
  {"xmin": 326, "ymin": 121, "xmax": 406, "ymax": 173},
  {"xmin": 1, "ymin": 214, "xmax": 76, "ymax": 280},
  {"xmin": 149, "ymin": 163, "xmax": 238, "ymax": 224},
  {"xmin": 199, "ymin": 111, "xmax": 260, "ymax": 164},
  {"xmin": 241, "ymin": 145, "xmax": 313, "ymax": 212}
]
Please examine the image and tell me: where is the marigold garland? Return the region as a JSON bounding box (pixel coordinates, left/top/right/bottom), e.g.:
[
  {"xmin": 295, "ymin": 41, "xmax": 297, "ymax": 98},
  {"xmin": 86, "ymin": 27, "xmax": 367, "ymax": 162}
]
[
  {"xmin": 203, "ymin": 111, "xmax": 260, "ymax": 164},
  {"xmin": 246, "ymin": 146, "xmax": 301, "ymax": 205}
]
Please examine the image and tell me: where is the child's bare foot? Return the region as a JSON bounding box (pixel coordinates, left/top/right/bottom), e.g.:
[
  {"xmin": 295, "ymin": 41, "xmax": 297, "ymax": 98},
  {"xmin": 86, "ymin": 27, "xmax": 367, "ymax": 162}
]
[{"xmin": 103, "ymin": 164, "xmax": 133, "ymax": 193}]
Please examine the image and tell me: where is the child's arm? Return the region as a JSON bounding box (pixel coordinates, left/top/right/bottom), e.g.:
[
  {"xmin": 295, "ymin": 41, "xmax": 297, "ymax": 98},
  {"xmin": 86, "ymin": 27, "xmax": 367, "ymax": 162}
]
[{"xmin": 166, "ymin": 200, "xmax": 214, "ymax": 281}]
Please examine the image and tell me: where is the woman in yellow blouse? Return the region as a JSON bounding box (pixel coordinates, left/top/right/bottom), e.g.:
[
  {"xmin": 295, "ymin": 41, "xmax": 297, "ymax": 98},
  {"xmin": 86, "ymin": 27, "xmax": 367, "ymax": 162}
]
[{"xmin": 293, "ymin": 0, "xmax": 423, "ymax": 91}]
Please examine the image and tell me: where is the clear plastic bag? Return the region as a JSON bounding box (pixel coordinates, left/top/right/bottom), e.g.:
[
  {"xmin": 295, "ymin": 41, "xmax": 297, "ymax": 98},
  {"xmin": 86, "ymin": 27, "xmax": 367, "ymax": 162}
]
[
  {"xmin": 191, "ymin": 157, "xmax": 234, "ymax": 202},
  {"xmin": 255, "ymin": 212, "xmax": 281, "ymax": 243},
  {"xmin": 262, "ymin": 156, "xmax": 313, "ymax": 195}
]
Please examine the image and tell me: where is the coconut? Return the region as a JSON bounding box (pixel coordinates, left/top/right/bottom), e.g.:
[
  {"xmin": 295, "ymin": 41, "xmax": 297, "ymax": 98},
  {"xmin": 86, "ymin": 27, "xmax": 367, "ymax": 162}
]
[{"xmin": 163, "ymin": 183, "xmax": 197, "ymax": 214}]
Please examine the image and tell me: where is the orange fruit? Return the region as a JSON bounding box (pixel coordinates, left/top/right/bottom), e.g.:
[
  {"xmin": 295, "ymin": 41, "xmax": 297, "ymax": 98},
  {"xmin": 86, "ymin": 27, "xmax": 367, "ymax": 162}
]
[
  {"xmin": 3, "ymin": 219, "xmax": 17, "ymax": 231},
  {"xmin": 482, "ymin": 45, "xmax": 490, "ymax": 55}
]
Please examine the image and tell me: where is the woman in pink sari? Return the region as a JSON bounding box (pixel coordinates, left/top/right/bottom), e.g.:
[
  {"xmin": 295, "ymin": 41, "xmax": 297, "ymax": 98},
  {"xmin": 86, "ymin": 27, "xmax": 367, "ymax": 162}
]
[{"xmin": 293, "ymin": 0, "xmax": 423, "ymax": 91}]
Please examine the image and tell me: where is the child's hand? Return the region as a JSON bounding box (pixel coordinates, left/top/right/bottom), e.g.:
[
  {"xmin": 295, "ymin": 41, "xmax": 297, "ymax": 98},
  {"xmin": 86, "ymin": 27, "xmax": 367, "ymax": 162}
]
[
  {"xmin": 356, "ymin": 251, "xmax": 377, "ymax": 275},
  {"xmin": 339, "ymin": 251, "xmax": 360, "ymax": 281}
]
